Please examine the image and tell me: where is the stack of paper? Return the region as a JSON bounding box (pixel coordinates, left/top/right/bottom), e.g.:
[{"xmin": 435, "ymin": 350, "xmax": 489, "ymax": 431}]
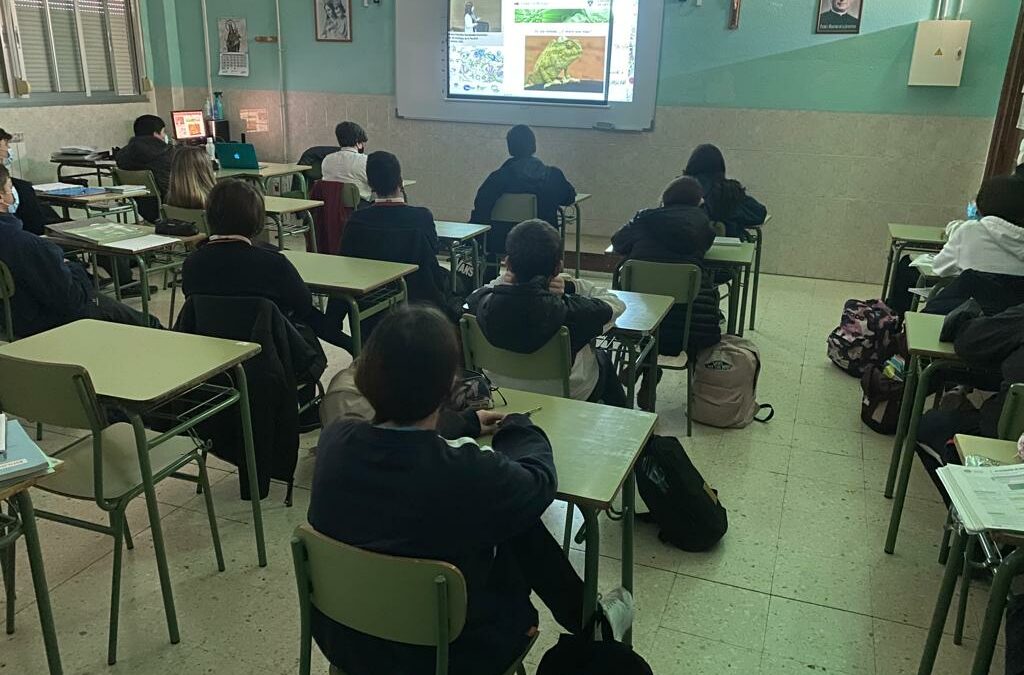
[
  {"xmin": 106, "ymin": 184, "xmax": 148, "ymax": 195},
  {"xmin": 37, "ymin": 185, "xmax": 107, "ymax": 198},
  {"xmin": 713, "ymin": 237, "xmax": 742, "ymax": 247},
  {"xmin": 0, "ymin": 416, "xmax": 50, "ymax": 486},
  {"xmin": 60, "ymin": 222, "xmax": 150, "ymax": 245},
  {"xmin": 937, "ymin": 463, "xmax": 1024, "ymax": 533},
  {"xmin": 35, "ymin": 182, "xmax": 88, "ymax": 194}
]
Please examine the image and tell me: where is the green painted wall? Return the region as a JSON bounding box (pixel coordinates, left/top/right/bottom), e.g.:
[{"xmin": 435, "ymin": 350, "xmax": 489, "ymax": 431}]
[{"xmin": 149, "ymin": 1, "xmax": 1019, "ymax": 117}]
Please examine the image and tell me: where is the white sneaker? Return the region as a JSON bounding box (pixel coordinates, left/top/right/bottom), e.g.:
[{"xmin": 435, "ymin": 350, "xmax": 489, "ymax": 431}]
[{"xmin": 595, "ymin": 587, "xmax": 635, "ymax": 642}]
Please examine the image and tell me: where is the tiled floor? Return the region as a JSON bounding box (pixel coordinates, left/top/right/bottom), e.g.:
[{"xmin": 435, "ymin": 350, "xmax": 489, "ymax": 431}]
[{"xmin": 0, "ymin": 271, "xmax": 1009, "ymax": 674}]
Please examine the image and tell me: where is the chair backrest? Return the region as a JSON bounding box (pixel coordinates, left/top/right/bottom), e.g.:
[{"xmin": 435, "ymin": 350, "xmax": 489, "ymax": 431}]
[
  {"xmin": 163, "ymin": 204, "xmax": 210, "ymax": 235},
  {"xmin": 491, "ymin": 193, "xmax": 537, "ymax": 224},
  {"xmin": 0, "ymin": 354, "xmax": 104, "ymax": 430},
  {"xmin": 291, "ymin": 523, "xmax": 467, "ymax": 649},
  {"xmin": 460, "ymin": 314, "xmax": 572, "ymax": 398},
  {"xmin": 0, "ymin": 260, "xmax": 14, "ymax": 342},
  {"xmin": 998, "ymin": 383, "xmax": 1024, "ymax": 441},
  {"xmin": 619, "ymin": 260, "xmax": 702, "ymax": 355},
  {"xmin": 113, "ymin": 167, "xmax": 162, "ymax": 212}
]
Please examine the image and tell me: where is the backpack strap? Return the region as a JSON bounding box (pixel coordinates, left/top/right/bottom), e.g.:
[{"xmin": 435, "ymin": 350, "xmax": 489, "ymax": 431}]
[{"xmin": 754, "ymin": 404, "xmax": 774, "ymax": 423}]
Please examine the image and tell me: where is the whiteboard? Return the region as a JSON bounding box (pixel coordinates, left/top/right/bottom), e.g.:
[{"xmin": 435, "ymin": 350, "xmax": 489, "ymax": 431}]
[{"xmin": 395, "ymin": 0, "xmax": 664, "ymax": 132}]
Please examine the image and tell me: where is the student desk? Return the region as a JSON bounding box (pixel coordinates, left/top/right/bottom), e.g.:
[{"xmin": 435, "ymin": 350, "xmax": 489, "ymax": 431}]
[
  {"xmin": 217, "ymin": 163, "xmax": 311, "ymax": 196},
  {"xmin": 281, "ymin": 250, "xmax": 417, "ymax": 356},
  {"xmin": 882, "ymin": 224, "xmax": 946, "ymax": 300},
  {"xmin": 486, "ymin": 388, "xmax": 657, "ymax": 644},
  {"xmin": 882, "ymin": 312, "xmax": 990, "ymax": 554},
  {"xmin": 37, "ymin": 189, "xmax": 147, "ymax": 222},
  {"xmin": 50, "ymin": 157, "xmax": 117, "ymax": 186},
  {"xmin": 918, "ymin": 434, "xmax": 1023, "ymax": 675},
  {"xmin": 705, "ymin": 242, "xmax": 756, "ymax": 337},
  {"xmin": 558, "ymin": 193, "xmax": 591, "ymax": 278},
  {"xmin": 45, "ymin": 221, "xmax": 198, "ymax": 319},
  {"xmin": 1, "ymin": 459, "xmax": 65, "ymax": 674},
  {"xmin": 263, "ymin": 196, "xmax": 323, "ymax": 253},
  {"xmin": 607, "ymin": 290, "xmax": 675, "ymax": 411},
  {"xmin": 0, "ymin": 320, "xmax": 265, "ymax": 652},
  {"xmin": 435, "ymin": 221, "xmax": 491, "ymax": 289}
]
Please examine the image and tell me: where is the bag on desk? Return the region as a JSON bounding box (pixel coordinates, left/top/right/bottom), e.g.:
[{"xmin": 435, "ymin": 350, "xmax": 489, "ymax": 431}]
[
  {"xmin": 635, "ymin": 435, "xmax": 727, "ymax": 552},
  {"xmin": 827, "ymin": 299, "xmax": 899, "ymax": 377}
]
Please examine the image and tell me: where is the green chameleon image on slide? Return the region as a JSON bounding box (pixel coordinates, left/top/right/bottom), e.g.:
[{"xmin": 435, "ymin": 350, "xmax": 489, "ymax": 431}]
[{"xmin": 525, "ymin": 37, "xmax": 584, "ymax": 88}]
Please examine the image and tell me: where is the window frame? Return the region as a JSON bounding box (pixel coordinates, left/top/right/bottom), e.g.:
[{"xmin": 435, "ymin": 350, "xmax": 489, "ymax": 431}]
[{"xmin": 0, "ymin": 0, "xmax": 149, "ymax": 106}]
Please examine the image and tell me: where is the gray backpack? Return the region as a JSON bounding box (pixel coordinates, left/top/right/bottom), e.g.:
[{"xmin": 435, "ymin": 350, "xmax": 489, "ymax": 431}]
[{"xmin": 691, "ymin": 336, "xmax": 774, "ymax": 428}]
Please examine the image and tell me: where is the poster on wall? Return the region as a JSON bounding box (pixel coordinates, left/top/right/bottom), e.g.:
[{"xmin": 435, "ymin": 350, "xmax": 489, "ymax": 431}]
[
  {"xmin": 240, "ymin": 108, "xmax": 270, "ymax": 134},
  {"xmin": 315, "ymin": 0, "xmax": 352, "ymax": 42},
  {"xmin": 218, "ymin": 17, "xmax": 250, "ymax": 76},
  {"xmin": 815, "ymin": 0, "xmax": 862, "ymax": 35}
]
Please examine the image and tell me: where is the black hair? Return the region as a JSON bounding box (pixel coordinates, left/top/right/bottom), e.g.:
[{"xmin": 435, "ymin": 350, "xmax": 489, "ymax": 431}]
[
  {"xmin": 355, "ymin": 305, "xmax": 462, "ymax": 425},
  {"xmin": 0, "ymin": 129, "xmax": 12, "ymax": 143},
  {"xmin": 662, "ymin": 176, "xmax": 704, "ymax": 207},
  {"xmin": 977, "ymin": 175, "xmax": 1024, "ymax": 227},
  {"xmin": 506, "ymin": 219, "xmax": 562, "ymax": 280},
  {"xmin": 206, "ymin": 179, "xmax": 266, "ymax": 237},
  {"xmin": 133, "ymin": 114, "xmax": 166, "ymax": 137},
  {"xmin": 0, "ymin": 164, "xmax": 10, "ymax": 187},
  {"xmin": 366, "ymin": 151, "xmax": 403, "ymax": 196},
  {"xmin": 683, "ymin": 143, "xmax": 726, "ymax": 178},
  {"xmin": 507, "ymin": 125, "xmax": 537, "ymax": 159},
  {"xmin": 335, "ymin": 121, "xmax": 368, "ymax": 148}
]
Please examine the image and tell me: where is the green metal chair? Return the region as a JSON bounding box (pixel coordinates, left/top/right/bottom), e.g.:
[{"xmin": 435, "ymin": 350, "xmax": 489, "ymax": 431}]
[
  {"xmin": 0, "ymin": 353, "xmax": 225, "ymax": 665},
  {"xmin": 460, "ymin": 314, "xmax": 577, "ymax": 551},
  {"xmin": 161, "ymin": 204, "xmax": 210, "ymax": 325},
  {"xmin": 618, "ymin": 260, "xmax": 701, "ymax": 436},
  {"xmin": 291, "ymin": 523, "xmax": 535, "ymax": 675},
  {"xmin": 487, "ymin": 194, "xmax": 539, "ymax": 278},
  {"xmin": 0, "ymin": 261, "xmax": 42, "ymax": 441},
  {"xmin": 110, "ymin": 167, "xmax": 161, "ymax": 225}
]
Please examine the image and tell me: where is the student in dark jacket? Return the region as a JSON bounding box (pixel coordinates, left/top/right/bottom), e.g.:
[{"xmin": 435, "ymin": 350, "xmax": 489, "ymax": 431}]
[
  {"xmin": 684, "ymin": 143, "xmax": 767, "ymax": 238},
  {"xmin": 116, "ymin": 114, "xmax": 176, "ymax": 223},
  {"xmin": 471, "ymin": 125, "xmax": 576, "ymax": 281},
  {"xmin": 308, "ymin": 305, "xmax": 633, "ymax": 675},
  {"xmin": 181, "ymin": 179, "xmax": 353, "ymax": 353},
  {"xmin": 467, "ymin": 219, "xmax": 626, "ymax": 405},
  {"xmin": 612, "ymin": 176, "xmax": 722, "ymax": 357},
  {"xmin": 0, "ymin": 128, "xmax": 61, "ymax": 235},
  {"xmin": 0, "ymin": 165, "xmax": 159, "ymax": 336}
]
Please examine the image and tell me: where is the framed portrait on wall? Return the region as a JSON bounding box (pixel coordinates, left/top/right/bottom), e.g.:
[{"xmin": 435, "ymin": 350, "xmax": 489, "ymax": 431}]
[
  {"xmin": 816, "ymin": 0, "xmax": 862, "ymax": 35},
  {"xmin": 315, "ymin": 0, "xmax": 352, "ymax": 42}
]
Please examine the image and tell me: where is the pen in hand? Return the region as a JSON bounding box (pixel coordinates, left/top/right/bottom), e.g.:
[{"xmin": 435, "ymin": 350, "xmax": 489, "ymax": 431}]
[{"xmin": 497, "ymin": 407, "xmax": 542, "ymax": 425}]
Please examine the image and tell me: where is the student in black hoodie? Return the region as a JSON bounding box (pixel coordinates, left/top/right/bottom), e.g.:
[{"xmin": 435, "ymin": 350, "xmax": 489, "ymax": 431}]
[
  {"xmin": 684, "ymin": 143, "xmax": 767, "ymax": 238},
  {"xmin": 612, "ymin": 176, "xmax": 722, "ymax": 356},
  {"xmin": 308, "ymin": 305, "xmax": 633, "ymax": 675},
  {"xmin": 471, "ymin": 125, "xmax": 576, "ymax": 282},
  {"xmin": 116, "ymin": 114, "xmax": 176, "ymax": 223},
  {"xmin": 468, "ymin": 219, "xmax": 626, "ymax": 405}
]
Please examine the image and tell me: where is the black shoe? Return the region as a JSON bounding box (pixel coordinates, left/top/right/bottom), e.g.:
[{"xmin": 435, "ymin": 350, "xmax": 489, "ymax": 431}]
[{"xmin": 120, "ymin": 285, "xmax": 158, "ymax": 298}]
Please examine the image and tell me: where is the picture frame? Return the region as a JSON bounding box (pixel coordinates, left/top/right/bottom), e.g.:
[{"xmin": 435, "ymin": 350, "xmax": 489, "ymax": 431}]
[
  {"xmin": 315, "ymin": 0, "xmax": 352, "ymax": 42},
  {"xmin": 815, "ymin": 0, "xmax": 862, "ymax": 35}
]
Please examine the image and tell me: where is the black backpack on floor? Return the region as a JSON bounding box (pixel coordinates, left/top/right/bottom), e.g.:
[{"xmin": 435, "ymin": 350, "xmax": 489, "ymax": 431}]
[
  {"xmin": 537, "ymin": 614, "xmax": 653, "ymax": 675},
  {"xmin": 636, "ymin": 435, "xmax": 728, "ymax": 552}
]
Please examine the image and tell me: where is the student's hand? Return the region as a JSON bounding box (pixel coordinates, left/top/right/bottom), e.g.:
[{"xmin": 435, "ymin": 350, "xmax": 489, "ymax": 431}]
[
  {"xmin": 501, "ymin": 270, "xmax": 516, "ymax": 284},
  {"xmin": 549, "ymin": 276, "xmax": 566, "ymax": 296},
  {"xmin": 476, "ymin": 410, "xmax": 506, "ymax": 435}
]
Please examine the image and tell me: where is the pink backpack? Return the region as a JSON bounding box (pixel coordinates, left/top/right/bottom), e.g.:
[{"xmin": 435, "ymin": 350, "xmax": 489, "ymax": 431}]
[{"xmin": 691, "ymin": 336, "xmax": 774, "ymax": 429}]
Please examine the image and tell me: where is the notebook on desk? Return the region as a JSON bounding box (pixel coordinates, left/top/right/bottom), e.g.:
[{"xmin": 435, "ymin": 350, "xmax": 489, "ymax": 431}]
[
  {"xmin": 937, "ymin": 463, "xmax": 1024, "ymax": 534},
  {"xmin": 0, "ymin": 416, "xmax": 50, "ymax": 485},
  {"xmin": 713, "ymin": 237, "xmax": 742, "ymax": 247}
]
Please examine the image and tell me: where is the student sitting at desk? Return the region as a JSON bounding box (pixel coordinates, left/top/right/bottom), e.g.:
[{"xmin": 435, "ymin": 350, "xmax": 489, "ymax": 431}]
[
  {"xmin": 337, "ymin": 150, "xmax": 462, "ymax": 319},
  {"xmin": 471, "ymin": 125, "xmax": 576, "ymax": 283},
  {"xmin": 320, "ymin": 121, "xmax": 371, "ymax": 204},
  {"xmin": 166, "ymin": 146, "xmax": 216, "ymax": 210},
  {"xmin": 309, "ymin": 305, "xmax": 633, "ymax": 675},
  {"xmin": 0, "ymin": 165, "xmax": 160, "ymax": 336},
  {"xmin": 116, "ymin": 114, "xmax": 177, "ymax": 224},
  {"xmin": 468, "ymin": 219, "xmax": 626, "ymax": 405},
  {"xmin": 180, "ymin": 179, "xmax": 353, "ymax": 353},
  {"xmin": 611, "ymin": 177, "xmax": 723, "ymax": 407},
  {"xmin": 683, "ymin": 143, "xmax": 767, "ymax": 238},
  {"xmin": 0, "ymin": 128, "xmax": 60, "ymax": 236}
]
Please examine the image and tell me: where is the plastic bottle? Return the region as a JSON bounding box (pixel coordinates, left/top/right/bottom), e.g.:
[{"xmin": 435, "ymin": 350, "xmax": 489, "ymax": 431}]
[
  {"xmin": 202, "ymin": 98, "xmax": 213, "ymax": 120},
  {"xmin": 206, "ymin": 137, "xmax": 216, "ymax": 161},
  {"xmin": 213, "ymin": 92, "xmax": 225, "ymax": 121}
]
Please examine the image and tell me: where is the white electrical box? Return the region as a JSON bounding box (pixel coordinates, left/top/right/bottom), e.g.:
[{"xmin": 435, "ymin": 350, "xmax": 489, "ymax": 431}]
[{"xmin": 908, "ymin": 20, "xmax": 972, "ymax": 87}]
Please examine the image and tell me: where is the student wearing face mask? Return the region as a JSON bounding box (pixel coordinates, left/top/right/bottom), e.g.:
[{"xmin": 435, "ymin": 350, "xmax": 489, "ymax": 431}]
[
  {"xmin": 115, "ymin": 114, "xmax": 177, "ymax": 223},
  {"xmin": 0, "ymin": 128, "xmax": 60, "ymax": 236},
  {"xmin": 321, "ymin": 121, "xmax": 371, "ymax": 204}
]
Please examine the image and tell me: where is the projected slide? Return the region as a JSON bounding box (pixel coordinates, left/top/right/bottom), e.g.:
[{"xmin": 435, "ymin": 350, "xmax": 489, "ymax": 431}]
[{"xmin": 448, "ymin": 0, "xmax": 638, "ymax": 105}]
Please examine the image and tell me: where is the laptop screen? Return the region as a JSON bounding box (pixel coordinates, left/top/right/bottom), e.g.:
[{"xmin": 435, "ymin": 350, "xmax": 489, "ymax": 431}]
[{"xmin": 172, "ymin": 111, "xmax": 206, "ymax": 141}]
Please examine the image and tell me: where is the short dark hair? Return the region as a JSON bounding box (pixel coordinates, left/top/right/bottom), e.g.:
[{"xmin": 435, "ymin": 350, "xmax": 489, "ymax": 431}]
[
  {"xmin": 133, "ymin": 114, "xmax": 166, "ymax": 137},
  {"xmin": 366, "ymin": 151, "xmax": 402, "ymax": 196},
  {"xmin": 684, "ymin": 143, "xmax": 726, "ymax": 178},
  {"xmin": 356, "ymin": 305, "xmax": 461, "ymax": 425},
  {"xmin": 506, "ymin": 219, "xmax": 562, "ymax": 280},
  {"xmin": 335, "ymin": 121, "xmax": 368, "ymax": 148},
  {"xmin": 977, "ymin": 175, "xmax": 1024, "ymax": 227},
  {"xmin": 506, "ymin": 125, "xmax": 537, "ymax": 159},
  {"xmin": 206, "ymin": 179, "xmax": 266, "ymax": 237},
  {"xmin": 662, "ymin": 176, "xmax": 704, "ymax": 207},
  {"xmin": 0, "ymin": 129, "xmax": 12, "ymax": 143}
]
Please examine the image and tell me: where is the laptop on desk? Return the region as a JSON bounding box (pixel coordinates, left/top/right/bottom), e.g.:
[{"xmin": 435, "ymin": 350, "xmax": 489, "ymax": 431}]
[{"xmin": 215, "ymin": 142, "xmax": 260, "ymax": 170}]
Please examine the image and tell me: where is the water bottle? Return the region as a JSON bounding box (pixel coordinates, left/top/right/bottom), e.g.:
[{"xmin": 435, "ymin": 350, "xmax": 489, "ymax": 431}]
[
  {"xmin": 213, "ymin": 92, "xmax": 225, "ymax": 121},
  {"xmin": 206, "ymin": 137, "xmax": 216, "ymax": 161},
  {"xmin": 202, "ymin": 98, "xmax": 213, "ymax": 120}
]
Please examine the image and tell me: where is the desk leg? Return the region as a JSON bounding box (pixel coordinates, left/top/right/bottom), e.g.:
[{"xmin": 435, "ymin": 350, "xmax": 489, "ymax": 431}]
[
  {"xmin": 14, "ymin": 491, "xmax": 63, "ymax": 675},
  {"xmin": 726, "ymin": 269, "xmax": 740, "ymax": 335},
  {"xmin": 471, "ymin": 238, "xmax": 482, "ymax": 289},
  {"xmin": 918, "ymin": 526, "xmax": 967, "ymax": 675},
  {"xmin": 136, "ymin": 255, "xmax": 150, "ymax": 319},
  {"xmin": 625, "ymin": 339, "xmax": 638, "ymax": 410},
  {"xmin": 881, "ymin": 241, "xmax": 898, "ymax": 297},
  {"xmin": 270, "ymin": 214, "xmax": 285, "ymax": 250},
  {"xmin": 448, "ymin": 241, "xmax": 459, "ymax": 293},
  {"xmin": 581, "ymin": 505, "xmax": 600, "ymax": 632},
  {"xmin": 129, "ymin": 415, "xmax": 180, "ymax": 645},
  {"xmin": 885, "ymin": 355, "xmax": 919, "ymax": 498},
  {"xmin": 749, "ymin": 229, "xmax": 762, "ymax": 331},
  {"xmin": 298, "ymin": 173, "xmax": 309, "ymax": 200},
  {"xmin": 621, "ymin": 471, "xmax": 636, "ymax": 648},
  {"xmin": 234, "ymin": 365, "xmax": 268, "ymax": 567},
  {"xmin": 737, "ymin": 263, "xmax": 751, "ymax": 338},
  {"xmin": 574, "ymin": 203, "xmax": 583, "ymax": 278},
  {"xmin": 971, "ymin": 548, "xmax": 1024, "ymax": 675},
  {"xmin": 302, "ymin": 211, "xmax": 318, "ymax": 253}
]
